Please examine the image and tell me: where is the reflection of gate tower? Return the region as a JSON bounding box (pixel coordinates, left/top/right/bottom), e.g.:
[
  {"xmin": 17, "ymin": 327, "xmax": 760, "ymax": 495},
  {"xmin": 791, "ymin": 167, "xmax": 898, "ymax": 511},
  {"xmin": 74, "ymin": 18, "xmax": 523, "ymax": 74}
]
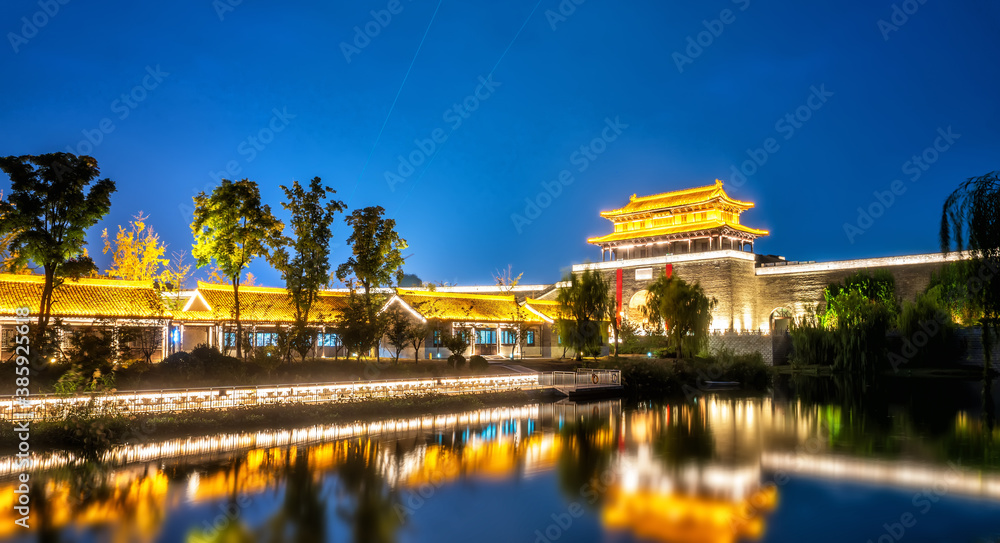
[{"xmin": 583, "ymin": 180, "xmax": 769, "ymax": 330}]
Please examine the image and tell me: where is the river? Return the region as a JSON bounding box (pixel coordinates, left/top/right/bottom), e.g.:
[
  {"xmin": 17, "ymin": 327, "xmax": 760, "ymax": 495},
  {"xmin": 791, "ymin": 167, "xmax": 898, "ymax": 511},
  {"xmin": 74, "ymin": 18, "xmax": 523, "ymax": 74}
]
[{"xmin": 1, "ymin": 375, "xmax": 998, "ymax": 543}]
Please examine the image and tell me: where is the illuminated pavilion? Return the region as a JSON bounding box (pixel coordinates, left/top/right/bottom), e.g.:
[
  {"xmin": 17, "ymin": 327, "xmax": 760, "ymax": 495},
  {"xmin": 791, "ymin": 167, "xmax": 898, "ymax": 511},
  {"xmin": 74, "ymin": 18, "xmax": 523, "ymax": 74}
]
[{"xmin": 588, "ymin": 179, "xmax": 769, "ymax": 261}]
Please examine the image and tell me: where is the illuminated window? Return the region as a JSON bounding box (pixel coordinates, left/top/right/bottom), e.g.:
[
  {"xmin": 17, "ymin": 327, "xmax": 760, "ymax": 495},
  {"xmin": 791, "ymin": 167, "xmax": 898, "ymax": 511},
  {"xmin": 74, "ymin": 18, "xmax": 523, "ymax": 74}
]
[
  {"xmin": 254, "ymin": 332, "xmax": 278, "ymax": 347},
  {"xmin": 433, "ymin": 330, "xmax": 442, "ymax": 346},
  {"xmin": 501, "ymin": 330, "xmax": 517, "ymax": 345},
  {"xmin": 476, "ymin": 329, "xmax": 496, "ymax": 344},
  {"xmin": 526, "ymin": 331, "xmax": 535, "ymax": 346},
  {"xmin": 318, "ymin": 333, "xmax": 339, "ymax": 347}
]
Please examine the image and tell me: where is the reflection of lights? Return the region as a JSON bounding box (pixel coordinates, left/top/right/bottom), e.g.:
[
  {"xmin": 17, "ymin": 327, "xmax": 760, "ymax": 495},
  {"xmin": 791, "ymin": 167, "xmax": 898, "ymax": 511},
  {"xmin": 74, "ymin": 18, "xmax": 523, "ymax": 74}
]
[{"xmin": 185, "ymin": 472, "xmax": 200, "ymax": 502}]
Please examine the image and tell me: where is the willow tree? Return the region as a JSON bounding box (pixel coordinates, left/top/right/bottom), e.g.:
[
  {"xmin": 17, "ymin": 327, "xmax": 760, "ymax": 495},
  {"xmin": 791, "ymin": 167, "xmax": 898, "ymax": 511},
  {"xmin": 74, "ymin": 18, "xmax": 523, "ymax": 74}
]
[
  {"xmin": 941, "ymin": 170, "xmax": 1000, "ymax": 376},
  {"xmin": 191, "ymin": 179, "xmax": 283, "ymax": 359},
  {"xmin": 0, "ymin": 153, "xmax": 116, "ymax": 352},
  {"xmin": 557, "ymin": 269, "xmax": 610, "ymax": 361},
  {"xmin": 645, "ymin": 275, "xmax": 716, "ymax": 359},
  {"xmin": 273, "ymin": 177, "xmax": 345, "ymax": 361}
]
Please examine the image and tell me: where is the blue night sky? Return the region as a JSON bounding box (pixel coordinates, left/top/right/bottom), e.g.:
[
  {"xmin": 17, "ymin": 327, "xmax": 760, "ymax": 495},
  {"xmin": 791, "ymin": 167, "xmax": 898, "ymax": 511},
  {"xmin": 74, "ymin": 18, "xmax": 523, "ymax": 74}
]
[{"xmin": 1, "ymin": 1, "xmax": 998, "ymax": 287}]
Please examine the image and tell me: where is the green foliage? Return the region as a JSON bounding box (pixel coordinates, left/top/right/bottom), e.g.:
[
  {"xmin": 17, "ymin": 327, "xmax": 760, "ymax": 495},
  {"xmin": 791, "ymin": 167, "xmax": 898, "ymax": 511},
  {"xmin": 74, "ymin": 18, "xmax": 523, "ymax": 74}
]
[
  {"xmin": 335, "ymin": 206, "xmax": 406, "ymax": 363},
  {"xmin": 0, "ymin": 153, "xmax": 116, "ymax": 353},
  {"xmin": 894, "ymin": 286, "xmax": 963, "ymax": 367},
  {"xmin": 556, "ymin": 269, "xmax": 610, "ymax": 361},
  {"xmin": 645, "ymin": 275, "xmax": 716, "ymax": 359},
  {"xmin": 709, "ymin": 347, "xmax": 771, "ymax": 389},
  {"xmin": 442, "ymin": 329, "xmax": 469, "ymax": 357},
  {"xmin": 788, "ymin": 308, "xmax": 835, "ymax": 368},
  {"xmin": 830, "ymin": 290, "xmax": 893, "ymax": 375},
  {"xmin": 469, "ymin": 354, "xmax": 488, "ymax": 372},
  {"xmin": 335, "ymin": 206, "xmax": 407, "ymax": 294},
  {"xmin": 191, "ymin": 179, "xmax": 284, "ymax": 359},
  {"xmin": 447, "ymin": 353, "xmax": 466, "ymax": 369},
  {"xmin": 406, "ymin": 321, "xmax": 429, "ymax": 363},
  {"xmin": 274, "ymin": 177, "xmax": 345, "ymax": 323},
  {"xmin": 823, "ymin": 269, "xmax": 898, "ymax": 328},
  {"xmin": 339, "ymin": 293, "xmax": 385, "ymax": 359},
  {"xmin": 927, "ymin": 260, "xmax": 985, "ymax": 326},
  {"xmin": 383, "ymin": 307, "xmax": 411, "ymax": 364}
]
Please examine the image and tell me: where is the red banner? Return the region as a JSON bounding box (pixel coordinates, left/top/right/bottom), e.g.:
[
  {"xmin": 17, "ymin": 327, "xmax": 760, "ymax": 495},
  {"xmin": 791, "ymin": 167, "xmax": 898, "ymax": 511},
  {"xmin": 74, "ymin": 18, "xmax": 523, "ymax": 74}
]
[
  {"xmin": 615, "ymin": 269, "xmax": 623, "ymax": 325},
  {"xmin": 665, "ymin": 263, "xmax": 673, "ymax": 278}
]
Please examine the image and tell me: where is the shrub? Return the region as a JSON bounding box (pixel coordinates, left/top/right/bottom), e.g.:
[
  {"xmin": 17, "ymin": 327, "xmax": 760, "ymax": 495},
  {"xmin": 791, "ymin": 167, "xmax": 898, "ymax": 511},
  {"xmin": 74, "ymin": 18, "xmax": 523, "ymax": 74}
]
[
  {"xmin": 788, "ymin": 321, "xmax": 835, "ymax": 368},
  {"xmin": 447, "ymin": 354, "xmax": 466, "ymax": 369},
  {"xmin": 469, "ymin": 355, "xmax": 488, "ymax": 372},
  {"xmin": 893, "ymin": 286, "xmax": 965, "ymax": 367}
]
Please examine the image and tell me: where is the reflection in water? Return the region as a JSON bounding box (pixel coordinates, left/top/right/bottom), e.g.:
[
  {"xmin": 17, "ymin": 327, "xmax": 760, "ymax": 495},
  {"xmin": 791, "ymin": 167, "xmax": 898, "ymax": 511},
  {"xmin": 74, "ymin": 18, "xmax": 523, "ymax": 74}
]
[{"xmin": 1, "ymin": 378, "xmax": 999, "ymax": 542}]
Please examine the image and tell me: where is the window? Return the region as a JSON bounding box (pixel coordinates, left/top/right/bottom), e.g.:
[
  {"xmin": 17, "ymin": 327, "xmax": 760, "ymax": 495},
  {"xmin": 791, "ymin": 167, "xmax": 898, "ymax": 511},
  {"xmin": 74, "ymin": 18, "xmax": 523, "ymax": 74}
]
[
  {"xmin": 526, "ymin": 331, "xmax": 535, "ymax": 346},
  {"xmin": 318, "ymin": 333, "xmax": 339, "ymax": 347},
  {"xmin": 476, "ymin": 329, "xmax": 496, "ymax": 345},
  {"xmin": 254, "ymin": 332, "xmax": 278, "ymax": 347},
  {"xmin": 501, "ymin": 330, "xmax": 517, "ymax": 345},
  {"xmin": 433, "ymin": 330, "xmax": 442, "ymax": 347}
]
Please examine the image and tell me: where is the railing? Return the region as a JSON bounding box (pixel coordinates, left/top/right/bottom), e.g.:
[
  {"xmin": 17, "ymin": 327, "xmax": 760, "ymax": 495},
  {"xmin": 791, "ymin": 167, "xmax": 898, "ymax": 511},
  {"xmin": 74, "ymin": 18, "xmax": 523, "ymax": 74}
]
[
  {"xmin": 0, "ymin": 374, "xmax": 540, "ymax": 422},
  {"xmin": 537, "ymin": 369, "xmax": 621, "ymax": 388},
  {"xmin": 0, "ymin": 370, "xmax": 621, "ymax": 422}
]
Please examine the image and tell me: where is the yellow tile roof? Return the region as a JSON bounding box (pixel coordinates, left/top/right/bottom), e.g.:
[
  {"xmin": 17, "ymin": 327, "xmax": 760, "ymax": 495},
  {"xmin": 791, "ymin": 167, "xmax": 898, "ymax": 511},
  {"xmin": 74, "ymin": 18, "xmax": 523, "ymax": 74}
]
[
  {"xmin": 600, "ymin": 180, "xmax": 754, "ymax": 219},
  {"xmin": 0, "ymin": 273, "xmax": 167, "ymax": 319},
  {"xmin": 396, "ymin": 289, "xmax": 545, "ymax": 323},
  {"xmin": 184, "ymin": 282, "xmax": 349, "ymax": 324},
  {"xmin": 524, "ymin": 299, "xmax": 567, "ymax": 322},
  {"xmin": 588, "ymin": 219, "xmax": 769, "ymax": 244}
]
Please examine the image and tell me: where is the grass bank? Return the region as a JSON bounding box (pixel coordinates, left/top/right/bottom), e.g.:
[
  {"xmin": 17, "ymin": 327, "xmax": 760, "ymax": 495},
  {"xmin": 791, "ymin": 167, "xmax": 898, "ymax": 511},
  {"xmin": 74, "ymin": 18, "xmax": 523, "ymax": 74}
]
[{"xmin": 0, "ymin": 390, "xmax": 537, "ymax": 457}]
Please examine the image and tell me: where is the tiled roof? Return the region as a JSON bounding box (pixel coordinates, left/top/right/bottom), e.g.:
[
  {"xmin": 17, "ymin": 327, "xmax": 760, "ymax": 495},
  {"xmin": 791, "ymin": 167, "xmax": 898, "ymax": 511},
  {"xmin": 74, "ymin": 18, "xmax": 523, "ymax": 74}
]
[
  {"xmin": 181, "ymin": 282, "xmax": 349, "ymax": 324},
  {"xmin": 396, "ymin": 289, "xmax": 545, "ymax": 323},
  {"xmin": 600, "ymin": 180, "xmax": 754, "ymax": 218},
  {"xmin": 587, "ymin": 220, "xmax": 769, "ymax": 244},
  {"xmin": 0, "ymin": 274, "xmax": 167, "ymax": 319},
  {"xmin": 523, "ymin": 299, "xmax": 567, "ymax": 323}
]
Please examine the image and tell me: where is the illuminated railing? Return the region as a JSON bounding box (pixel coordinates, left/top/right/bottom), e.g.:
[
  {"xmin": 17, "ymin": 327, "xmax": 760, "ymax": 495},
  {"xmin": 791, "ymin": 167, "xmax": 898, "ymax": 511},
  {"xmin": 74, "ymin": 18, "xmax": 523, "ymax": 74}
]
[
  {"xmin": 0, "ymin": 370, "xmax": 620, "ymax": 422},
  {"xmin": 538, "ymin": 369, "xmax": 622, "ymax": 388}
]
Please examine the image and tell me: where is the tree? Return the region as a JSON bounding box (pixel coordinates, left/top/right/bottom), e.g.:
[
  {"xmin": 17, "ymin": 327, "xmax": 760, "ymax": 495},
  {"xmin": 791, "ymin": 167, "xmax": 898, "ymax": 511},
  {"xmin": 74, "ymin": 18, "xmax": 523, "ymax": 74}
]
[
  {"xmin": 407, "ymin": 321, "xmax": 429, "ymax": 363},
  {"xmin": 335, "ymin": 206, "xmax": 407, "ymax": 361},
  {"xmin": 190, "ymin": 178, "xmax": 283, "ymax": 359},
  {"xmin": 162, "ymin": 250, "xmax": 193, "ymax": 310},
  {"xmin": 101, "ymin": 211, "xmax": 169, "ymax": 281},
  {"xmin": 646, "ymin": 275, "xmax": 716, "ymax": 359},
  {"xmin": 494, "ymin": 265, "xmax": 528, "ymax": 359},
  {"xmin": 0, "ymin": 153, "xmax": 116, "ymax": 354},
  {"xmin": 274, "ymin": 177, "xmax": 345, "ymax": 361},
  {"xmin": 557, "ymin": 269, "xmax": 610, "ymax": 361},
  {"xmin": 442, "ymin": 328, "xmax": 469, "ymax": 357},
  {"xmin": 0, "ymin": 190, "xmax": 27, "ymax": 274},
  {"xmin": 383, "ymin": 307, "xmax": 411, "ymax": 364},
  {"xmin": 941, "ymin": 170, "xmax": 1000, "ymax": 378}
]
